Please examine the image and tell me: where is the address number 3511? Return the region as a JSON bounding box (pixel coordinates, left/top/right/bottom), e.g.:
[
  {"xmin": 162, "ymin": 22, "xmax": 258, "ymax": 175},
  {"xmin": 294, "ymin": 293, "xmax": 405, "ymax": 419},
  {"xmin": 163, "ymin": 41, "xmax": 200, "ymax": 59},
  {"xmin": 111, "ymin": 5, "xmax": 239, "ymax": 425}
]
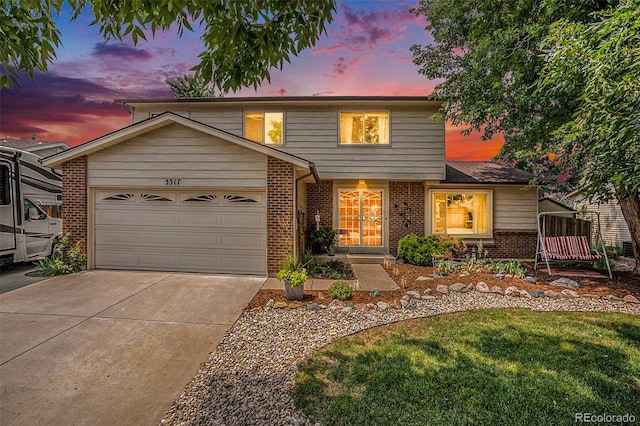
[{"xmin": 165, "ymin": 178, "xmax": 181, "ymax": 186}]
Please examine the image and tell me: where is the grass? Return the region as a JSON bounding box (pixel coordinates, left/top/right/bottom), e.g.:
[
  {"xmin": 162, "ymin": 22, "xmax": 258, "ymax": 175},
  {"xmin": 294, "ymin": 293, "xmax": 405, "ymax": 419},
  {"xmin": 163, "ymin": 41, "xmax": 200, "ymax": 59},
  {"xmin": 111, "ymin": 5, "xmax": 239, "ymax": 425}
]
[{"xmin": 294, "ymin": 310, "xmax": 640, "ymax": 425}]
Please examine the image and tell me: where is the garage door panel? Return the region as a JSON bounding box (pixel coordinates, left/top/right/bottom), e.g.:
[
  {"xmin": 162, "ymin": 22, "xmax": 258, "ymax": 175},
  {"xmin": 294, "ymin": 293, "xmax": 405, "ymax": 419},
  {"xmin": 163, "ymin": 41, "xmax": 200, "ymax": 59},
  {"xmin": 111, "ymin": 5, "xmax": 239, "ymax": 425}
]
[{"xmin": 94, "ymin": 189, "xmax": 267, "ymax": 275}]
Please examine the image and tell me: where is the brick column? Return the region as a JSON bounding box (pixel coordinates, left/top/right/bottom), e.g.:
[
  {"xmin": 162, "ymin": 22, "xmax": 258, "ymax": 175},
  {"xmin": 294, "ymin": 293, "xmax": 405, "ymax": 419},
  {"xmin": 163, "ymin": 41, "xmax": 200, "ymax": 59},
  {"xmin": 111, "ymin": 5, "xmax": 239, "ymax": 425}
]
[
  {"xmin": 267, "ymin": 157, "xmax": 295, "ymax": 275},
  {"xmin": 306, "ymin": 180, "xmax": 333, "ymax": 230},
  {"xmin": 62, "ymin": 157, "xmax": 87, "ymax": 251},
  {"xmin": 389, "ymin": 181, "xmax": 425, "ymax": 256}
]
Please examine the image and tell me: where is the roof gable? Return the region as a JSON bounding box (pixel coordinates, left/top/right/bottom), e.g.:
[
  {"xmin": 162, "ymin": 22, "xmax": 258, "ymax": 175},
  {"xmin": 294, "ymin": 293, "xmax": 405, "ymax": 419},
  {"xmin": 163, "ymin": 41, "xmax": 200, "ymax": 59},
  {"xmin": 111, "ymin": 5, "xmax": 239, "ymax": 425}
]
[{"xmin": 41, "ymin": 112, "xmax": 315, "ymax": 172}]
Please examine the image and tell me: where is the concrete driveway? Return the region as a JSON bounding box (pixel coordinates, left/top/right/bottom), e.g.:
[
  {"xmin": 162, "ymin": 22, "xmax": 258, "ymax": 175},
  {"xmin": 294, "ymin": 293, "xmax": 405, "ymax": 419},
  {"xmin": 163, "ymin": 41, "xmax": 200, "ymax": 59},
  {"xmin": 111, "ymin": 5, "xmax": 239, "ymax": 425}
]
[{"xmin": 0, "ymin": 270, "xmax": 265, "ymax": 425}]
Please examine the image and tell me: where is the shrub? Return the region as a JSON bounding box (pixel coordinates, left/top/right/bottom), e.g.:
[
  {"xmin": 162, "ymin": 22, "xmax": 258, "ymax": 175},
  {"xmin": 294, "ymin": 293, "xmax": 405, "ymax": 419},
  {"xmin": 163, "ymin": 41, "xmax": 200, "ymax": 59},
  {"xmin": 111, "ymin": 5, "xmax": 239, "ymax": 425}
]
[
  {"xmin": 397, "ymin": 234, "xmax": 454, "ymax": 266},
  {"xmin": 36, "ymin": 232, "xmax": 86, "ymax": 276},
  {"xmin": 308, "ymin": 225, "xmax": 337, "ymax": 254},
  {"xmin": 328, "ymin": 280, "xmax": 352, "ymax": 301}
]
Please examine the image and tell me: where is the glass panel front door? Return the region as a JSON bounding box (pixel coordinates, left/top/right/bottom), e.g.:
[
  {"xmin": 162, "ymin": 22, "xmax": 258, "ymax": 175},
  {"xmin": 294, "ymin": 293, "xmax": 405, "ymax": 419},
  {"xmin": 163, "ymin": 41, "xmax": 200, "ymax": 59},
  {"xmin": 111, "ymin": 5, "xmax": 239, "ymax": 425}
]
[{"xmin": 338, "ymin": 190, "xmax": 383, "ymax": 246}]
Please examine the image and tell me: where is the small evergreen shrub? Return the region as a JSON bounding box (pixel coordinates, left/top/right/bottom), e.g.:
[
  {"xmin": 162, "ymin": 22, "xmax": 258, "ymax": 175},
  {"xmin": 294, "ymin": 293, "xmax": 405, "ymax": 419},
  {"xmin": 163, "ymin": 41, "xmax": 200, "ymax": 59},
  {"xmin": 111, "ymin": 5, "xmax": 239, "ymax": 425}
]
[
  {"xmin": 397, "ymin": 234, "xmax": 454, "ymax": 266},
  {"xmin": 308, "ymin": 225, "xmax": 337, "ymax": 254},
  {"xmin": 328, "ymin": 280, "xmax": 352, "ymax": 301}
]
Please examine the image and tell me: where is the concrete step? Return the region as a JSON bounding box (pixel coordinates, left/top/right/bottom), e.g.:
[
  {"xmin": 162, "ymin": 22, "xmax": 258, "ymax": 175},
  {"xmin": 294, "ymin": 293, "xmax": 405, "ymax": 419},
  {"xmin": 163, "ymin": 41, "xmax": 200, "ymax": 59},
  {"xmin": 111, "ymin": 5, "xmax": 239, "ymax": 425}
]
[{"xmin": 346, "ymin": 254, "xmax": 395, "ymax": 265}]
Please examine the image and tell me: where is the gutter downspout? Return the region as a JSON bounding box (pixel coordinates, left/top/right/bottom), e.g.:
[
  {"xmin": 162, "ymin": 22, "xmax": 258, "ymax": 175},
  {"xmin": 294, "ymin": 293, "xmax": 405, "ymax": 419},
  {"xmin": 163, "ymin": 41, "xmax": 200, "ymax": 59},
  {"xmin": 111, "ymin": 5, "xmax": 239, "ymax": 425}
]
[{"xmin": 294, "ymin": 162, "xmax": 319, "ymax": 259}]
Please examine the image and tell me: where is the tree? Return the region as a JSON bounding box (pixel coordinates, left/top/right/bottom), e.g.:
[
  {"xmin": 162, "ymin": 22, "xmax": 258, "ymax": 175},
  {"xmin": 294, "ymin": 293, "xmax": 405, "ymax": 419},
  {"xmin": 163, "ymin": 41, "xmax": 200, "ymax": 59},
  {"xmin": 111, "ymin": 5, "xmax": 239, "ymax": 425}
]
[
  {"xmin": 539, "ymin": 0, "xmax": 640, "ymax": 272},
  {"xmin": 1, "ymin": 0, "xmax": 336, "ymax": 91},
  {"xmin": 411, "ymin": 0, "xmax": 640, "ymax": 272},
  {"xmin": 166, "ymin": 74, "xmax": 223, "ymax": 98}
]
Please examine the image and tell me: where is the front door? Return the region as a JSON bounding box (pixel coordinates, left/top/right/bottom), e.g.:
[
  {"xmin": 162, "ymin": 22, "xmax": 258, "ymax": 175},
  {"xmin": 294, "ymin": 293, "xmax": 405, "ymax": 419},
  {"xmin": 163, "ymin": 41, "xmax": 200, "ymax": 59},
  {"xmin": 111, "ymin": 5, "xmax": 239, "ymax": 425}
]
[{"xmin": 338, "ymin": 189, "xmax": 383, "ymax": 247}]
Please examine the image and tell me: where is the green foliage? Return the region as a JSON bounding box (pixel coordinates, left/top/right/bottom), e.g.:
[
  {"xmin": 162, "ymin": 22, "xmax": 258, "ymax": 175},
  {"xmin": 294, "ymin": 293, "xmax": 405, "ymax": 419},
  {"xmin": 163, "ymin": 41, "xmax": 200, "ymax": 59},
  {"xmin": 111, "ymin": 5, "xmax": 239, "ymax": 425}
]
[
  {"xmin": 328, "ymin": 280, "xmax": 352, "ymax": 301},
  {"xmin": 295, "ymin": 310, "xmax": 640, "ymax": 425},
  {"xmin": 308, "ymin": 225, "xmax": 337, "ymax": 254},
  {"xmin": 308, "ymin": 260, "xmax": 353, "ymax": 280},
  {"xmin": 489, "ymin": 260, "xmax": 528, "ymax": 278},
  {"xmin": 267, "ymin": 120, "xmax": 282, "ymax": 144},
  {"xmin": 2, "ymin": 0, "xmax": 336, "ymax": 91},
  {"xmin": 36, "ymin": 232, "xmax": 86, "ymax": 276},
  {"xmin": 166, "ymin": 74, "xmax": 224, "ymax": 98},
  {"xmin": 277, "ymin": 254, "xmax": 308, "ymax": 287},
  {"xmin": 397, "ymin": 234, "xmax": 454, "ymax": 266}
]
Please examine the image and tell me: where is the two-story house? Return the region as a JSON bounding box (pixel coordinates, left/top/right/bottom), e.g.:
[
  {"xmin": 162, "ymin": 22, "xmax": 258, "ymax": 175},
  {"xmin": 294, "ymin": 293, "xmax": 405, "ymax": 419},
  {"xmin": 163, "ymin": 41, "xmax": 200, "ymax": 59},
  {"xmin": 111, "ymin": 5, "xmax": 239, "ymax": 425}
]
[{"xmin": 42, "ymin": 96, "xmax": 538, "ymax": 276}]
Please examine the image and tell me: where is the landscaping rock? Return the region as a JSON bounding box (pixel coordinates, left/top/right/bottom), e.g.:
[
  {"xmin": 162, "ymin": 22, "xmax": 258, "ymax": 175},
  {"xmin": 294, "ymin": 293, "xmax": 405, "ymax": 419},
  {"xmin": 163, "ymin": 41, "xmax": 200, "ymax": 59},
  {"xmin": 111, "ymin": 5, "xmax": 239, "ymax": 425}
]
[
  {"xmin": 505, "ymin": 274, "xmax": 514, "ymax": 279},
  {"xmin": 265, "ymin": 299, "xmax": 274, "ymax": 309},
  {"xmin": 405, "ymin": 299, "xmax": 418, "ymax": 310},
  {"xmin": 530, "ymin": 290, "xmax": 546, "ymax": 298},
  {"xmin": 466, "ymin": 283, "xmax": 475, "ymax": 292},
  {"xmin": 423, "ymin": 288, "xmax": 433, "ymax": 295},
  {"xmin": 273, "ymin": 301, "xmax": 288, "ymax": 309},
  {"xmin": 449, "ymin": 283, "xmax": 467, "ymax": 292},
  {"xmin": 306, "ymin": 304, "xmax": 322, "ymax": 311},
  {"xmin": 288, "ymin": 302, "xmax": 303, "ymax": 309},
  {"xmin": 390, "ymin": 299, "xmax": 403, "ymax": 310},
  {"xmin": 525, "ymin": 276, "xmax": 536, "ymax": 284},
  {"xmin": 341, "ymin": 306, "xmax": 354, "ymax": 313},
  {"xmin": 623, "ymin": 295, "xmax": 640, "ymax": 304},
  {"xmin": 495, "ymin": 273, "xmax": 505, "ymax": 280},
  {"xmin": 476, "ymin": 282, "xmax": 490, "ymax": 293},
  {"xmin": 544, "ymin": 290, "xmax": 559, "ymax": 298},
  {"xmin": 369, "ymin": 290, "xmax": 380, "ymax": 297},
  {"xmin": 401, "ymin": 295, "xmax": 411, "ymax": 302},
  {"xmin": 560, "ymin": 289, "xmax": 579, "ymax": 299},
  {"xmin": 406, "ymin": 290, "xmax": 421, "ymax": 299},
  {"xmin": 416, "ymin": 276, "xmax": 432, "ymax": 281},
  {"xmin": 504, "ymin": 286, "xmax": 520, "ymax": 297},
  {"xmin": 550, "ymin": 277, "xmax": 580, "ymax": 289},
  {"xmin": 328, "ymin": 300, "xmax": 346, "ymax": 310},
  {"xmin": 432, "ymin": 273, "xmax": 445, "ymax": 279},
  {"xmin": 459, "ymin": 272, "xmax": 469, "ymax": 277},
  {"xmin": 602, "ymin": 295, "xmax": 623, "ymax": 302},
  {"xmin": 436, "ymin": 284, "xmax": 450, "ymax": 294},
  {"xmin": 365, "ymin": 303, "xmax": 376, "ymax": 310},
  {"xmin": 519, "ymin": 290, "xmax": 532, "ymax": 299},
  {"xmin": 582, "ymin": 294, "xmax": 601, "ymax": 300},
  {"xmin": 490, "ymin": 286, "xmax": 504, "ymax": 295},
  {"xmin": 376, "ymin": 301, "xmax": 390, "ymax": 310},
  {"xmin": 421, "ymin": 295, "xmax": 437, "ymax": 300}
]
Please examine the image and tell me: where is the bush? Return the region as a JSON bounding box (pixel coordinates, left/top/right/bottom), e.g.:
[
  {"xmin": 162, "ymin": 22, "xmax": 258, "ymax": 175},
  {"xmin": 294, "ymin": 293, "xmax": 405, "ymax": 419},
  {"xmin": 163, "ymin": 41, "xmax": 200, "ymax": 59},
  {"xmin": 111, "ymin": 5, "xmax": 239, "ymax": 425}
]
[
  {"xmin": 308, "ymin": 225, "xmax": 337, "ymax": 254},
  {"xmin": 397, "ymin": 234, "xmax": 454, "ymax": 266},
  {"xmin": 328, "ymin": 280, "xmax": 352, "ymax": 301},
  {"xmin": 36, "ymin": 232, "xmax": 86, "ymax": 276}
]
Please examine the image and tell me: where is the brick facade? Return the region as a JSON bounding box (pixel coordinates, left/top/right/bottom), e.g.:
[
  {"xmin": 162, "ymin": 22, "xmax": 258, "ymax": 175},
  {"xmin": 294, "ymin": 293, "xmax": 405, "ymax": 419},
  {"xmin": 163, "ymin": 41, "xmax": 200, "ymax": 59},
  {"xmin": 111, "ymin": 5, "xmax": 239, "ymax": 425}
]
[
  {"xmin": 468, "ymin": 230, "xmax": 537, "ymax": 259},
  {"xmin": 306, "ymin": 180, "xmax": 333, "ymax": 230},
  {"xmin": 389, "ymin": 181, "xmax": 425, "ymax": 256},
  {"xmin": 61, "ymin": 157, "xmax": 87, "ymax": 251},
  {"xmin": 267, "ymin": 157, "xmax": 295, "ymax": 275}
]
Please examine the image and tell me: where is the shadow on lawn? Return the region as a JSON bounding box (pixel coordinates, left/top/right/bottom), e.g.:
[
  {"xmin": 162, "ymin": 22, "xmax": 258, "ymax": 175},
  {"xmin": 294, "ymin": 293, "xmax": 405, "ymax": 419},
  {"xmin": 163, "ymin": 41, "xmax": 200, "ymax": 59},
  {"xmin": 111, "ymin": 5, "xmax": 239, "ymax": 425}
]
[{"xmin": 295, "ymin": 310, "xmax": 640, "ymax": 426}]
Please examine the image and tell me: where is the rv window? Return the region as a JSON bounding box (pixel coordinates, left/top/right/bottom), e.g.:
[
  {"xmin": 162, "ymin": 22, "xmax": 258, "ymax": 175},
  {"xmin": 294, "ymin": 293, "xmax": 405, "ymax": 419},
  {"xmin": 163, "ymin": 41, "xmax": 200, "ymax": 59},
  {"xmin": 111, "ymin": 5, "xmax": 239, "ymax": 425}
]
[{"xmin": 0, "ymin": 165, "xmax": 9, "ymax": 205}]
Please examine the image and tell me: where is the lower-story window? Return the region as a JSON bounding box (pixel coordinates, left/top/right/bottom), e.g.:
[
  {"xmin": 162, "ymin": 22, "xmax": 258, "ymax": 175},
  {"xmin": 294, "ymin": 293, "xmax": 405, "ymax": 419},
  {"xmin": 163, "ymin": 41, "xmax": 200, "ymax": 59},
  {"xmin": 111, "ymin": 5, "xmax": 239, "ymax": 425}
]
[{"xmin": 431, "ymin": 190, "xmax": 492, "ymax": 237}]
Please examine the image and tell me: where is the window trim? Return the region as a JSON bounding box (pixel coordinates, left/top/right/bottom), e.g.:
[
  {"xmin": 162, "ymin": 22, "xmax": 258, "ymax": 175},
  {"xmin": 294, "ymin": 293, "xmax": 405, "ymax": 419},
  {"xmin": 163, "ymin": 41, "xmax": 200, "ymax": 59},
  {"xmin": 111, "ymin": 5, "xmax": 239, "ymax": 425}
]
[
  {"xmin": 243, "ymin": 111, "xmax": 285, "ymax": 145},
  {"xmin": 428, "ymin": 189, "xmax": 493, "ymax": 238},
  {"xmin": 338, "ymin": 110, "xmax": 391, "ymax": 146}
]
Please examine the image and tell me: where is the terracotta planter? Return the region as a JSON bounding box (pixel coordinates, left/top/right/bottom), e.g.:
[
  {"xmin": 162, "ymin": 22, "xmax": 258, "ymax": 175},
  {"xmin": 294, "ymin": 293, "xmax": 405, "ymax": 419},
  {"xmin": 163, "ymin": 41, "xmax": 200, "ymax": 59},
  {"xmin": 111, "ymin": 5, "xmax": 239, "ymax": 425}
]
[{"xmin": 284, "ymin": 280, "xmax": 304, "ymax": 301}]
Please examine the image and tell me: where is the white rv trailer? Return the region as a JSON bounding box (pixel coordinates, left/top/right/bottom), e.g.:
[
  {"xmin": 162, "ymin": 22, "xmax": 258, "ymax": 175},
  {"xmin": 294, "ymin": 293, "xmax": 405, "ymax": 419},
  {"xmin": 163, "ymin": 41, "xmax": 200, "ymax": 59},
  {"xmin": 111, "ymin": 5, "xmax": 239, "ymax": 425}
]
[{"xmin": 0, "ymin": 147, "xmax": 63, "ymax": 265}]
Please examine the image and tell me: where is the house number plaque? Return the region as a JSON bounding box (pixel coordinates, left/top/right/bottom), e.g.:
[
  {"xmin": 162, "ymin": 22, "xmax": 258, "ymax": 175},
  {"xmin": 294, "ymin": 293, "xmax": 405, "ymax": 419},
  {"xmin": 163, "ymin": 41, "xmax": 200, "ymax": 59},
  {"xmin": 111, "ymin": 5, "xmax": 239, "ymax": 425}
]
[{"xmin": 165, "ymin": 178, "xmax": 181, "ymax": 186}]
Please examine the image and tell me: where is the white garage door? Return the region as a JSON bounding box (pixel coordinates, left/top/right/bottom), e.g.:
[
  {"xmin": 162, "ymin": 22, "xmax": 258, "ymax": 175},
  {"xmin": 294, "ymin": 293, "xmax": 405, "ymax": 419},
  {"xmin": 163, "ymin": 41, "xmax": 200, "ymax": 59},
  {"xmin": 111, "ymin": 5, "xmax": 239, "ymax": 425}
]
[{"xmin": 94, "ymin": 189, "xmax": 267, "ymax": 275}]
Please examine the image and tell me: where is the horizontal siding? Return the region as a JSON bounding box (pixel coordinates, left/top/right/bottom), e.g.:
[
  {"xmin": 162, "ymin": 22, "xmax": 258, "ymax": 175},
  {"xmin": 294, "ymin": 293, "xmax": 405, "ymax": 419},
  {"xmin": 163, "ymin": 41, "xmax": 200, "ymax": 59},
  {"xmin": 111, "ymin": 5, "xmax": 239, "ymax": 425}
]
[
  {"xmin": 88, "ymin": 123, "xmax": 266, "ymax": 188},
  {"xmin": 280, "ymin": 107, "xmax": 445, "ymax": 180},
  {"xmin": 493, "ymin": 186, "xmax": 538, "ymax": 229},
  {"xmin": 133, "ymin": 105, "xmax": 446, "ymax": 180},
  {"xmin": 583, "ymin": 200, "xmax": 632, "ymax": 246}
]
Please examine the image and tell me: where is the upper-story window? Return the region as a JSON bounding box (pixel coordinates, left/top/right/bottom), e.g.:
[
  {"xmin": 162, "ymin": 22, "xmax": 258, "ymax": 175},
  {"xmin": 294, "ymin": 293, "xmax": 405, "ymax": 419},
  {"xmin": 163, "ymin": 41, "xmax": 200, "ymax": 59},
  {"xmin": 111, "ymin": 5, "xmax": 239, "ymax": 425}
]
[
  {"xmin": 340, "ymin": 111, "xmax": 389, "ymax": 144},
  {"xmin": 244, "ymin": 112, "xmax": 284, "ymax": 144}
]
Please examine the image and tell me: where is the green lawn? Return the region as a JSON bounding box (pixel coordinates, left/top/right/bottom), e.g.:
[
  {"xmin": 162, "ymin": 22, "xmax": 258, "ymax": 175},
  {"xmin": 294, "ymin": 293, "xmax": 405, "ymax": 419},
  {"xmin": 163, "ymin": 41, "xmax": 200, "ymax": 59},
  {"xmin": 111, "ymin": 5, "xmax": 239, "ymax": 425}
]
[{"xmin": 294, "ymin": 310, "xmax": 640, "ymax": 426}]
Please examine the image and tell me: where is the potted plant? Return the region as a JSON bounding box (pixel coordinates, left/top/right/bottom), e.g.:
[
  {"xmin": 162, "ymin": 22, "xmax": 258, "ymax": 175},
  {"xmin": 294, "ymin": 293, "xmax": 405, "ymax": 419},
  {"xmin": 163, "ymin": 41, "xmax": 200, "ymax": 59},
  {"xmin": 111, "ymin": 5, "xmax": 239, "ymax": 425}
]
[{"xmin": 277, "ymin": 254, "xmax": 308, "ymax": 300}]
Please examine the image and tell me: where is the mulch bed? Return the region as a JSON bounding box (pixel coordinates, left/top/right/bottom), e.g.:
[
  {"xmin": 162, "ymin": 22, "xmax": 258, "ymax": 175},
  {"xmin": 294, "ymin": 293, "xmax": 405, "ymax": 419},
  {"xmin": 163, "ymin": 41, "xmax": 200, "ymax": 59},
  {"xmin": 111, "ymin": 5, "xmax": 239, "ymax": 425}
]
[{"xmin": 246, "ymin": 262, "xmax": 640, "ymax": 310}]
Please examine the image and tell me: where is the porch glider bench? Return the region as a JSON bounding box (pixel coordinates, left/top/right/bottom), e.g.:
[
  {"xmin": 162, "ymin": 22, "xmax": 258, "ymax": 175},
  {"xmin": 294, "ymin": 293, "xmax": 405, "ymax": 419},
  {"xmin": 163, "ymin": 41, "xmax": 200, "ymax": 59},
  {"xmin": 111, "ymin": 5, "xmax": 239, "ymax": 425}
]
[{"xmin": 536, "ymin": 235, "xmax": 612, "ymax": 278}]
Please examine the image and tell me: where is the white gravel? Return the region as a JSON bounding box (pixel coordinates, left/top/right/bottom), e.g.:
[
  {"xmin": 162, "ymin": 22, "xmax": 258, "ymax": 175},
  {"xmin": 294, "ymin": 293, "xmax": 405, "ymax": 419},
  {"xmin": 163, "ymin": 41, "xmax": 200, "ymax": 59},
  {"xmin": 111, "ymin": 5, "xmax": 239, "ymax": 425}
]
[{"xmin": 161, "ymin": 292, "xmax": 639, "ymax": 425}]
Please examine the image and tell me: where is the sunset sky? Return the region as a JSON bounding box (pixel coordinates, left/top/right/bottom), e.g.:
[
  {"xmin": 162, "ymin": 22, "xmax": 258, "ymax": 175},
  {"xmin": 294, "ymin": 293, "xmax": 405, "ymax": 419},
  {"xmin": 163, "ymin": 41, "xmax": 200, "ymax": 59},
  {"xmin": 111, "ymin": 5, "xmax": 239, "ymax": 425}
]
[{"xmin": 0, "ymin": 1, "xmax": 504, "ymax": 160}]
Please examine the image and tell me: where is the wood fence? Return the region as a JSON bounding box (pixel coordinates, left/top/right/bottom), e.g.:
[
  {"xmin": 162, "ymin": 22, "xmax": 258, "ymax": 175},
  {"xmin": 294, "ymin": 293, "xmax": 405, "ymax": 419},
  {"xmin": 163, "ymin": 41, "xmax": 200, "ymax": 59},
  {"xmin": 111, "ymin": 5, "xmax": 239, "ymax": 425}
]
[{"xmin": 540, "ymin": 215, "xmax": 592, "ymax": 240}]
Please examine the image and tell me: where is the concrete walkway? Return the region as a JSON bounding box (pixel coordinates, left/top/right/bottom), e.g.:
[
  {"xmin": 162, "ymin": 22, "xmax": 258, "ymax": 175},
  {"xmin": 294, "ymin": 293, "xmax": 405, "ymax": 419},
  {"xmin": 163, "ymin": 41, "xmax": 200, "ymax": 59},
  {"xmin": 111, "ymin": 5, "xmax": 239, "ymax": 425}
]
[
  {"xmin": 262, "ymin": 263, "xmax": 398, "ymax": 291},
  {"xmin": 0, "ymin": 270, "xmax": 264, "ymax": 426}
]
